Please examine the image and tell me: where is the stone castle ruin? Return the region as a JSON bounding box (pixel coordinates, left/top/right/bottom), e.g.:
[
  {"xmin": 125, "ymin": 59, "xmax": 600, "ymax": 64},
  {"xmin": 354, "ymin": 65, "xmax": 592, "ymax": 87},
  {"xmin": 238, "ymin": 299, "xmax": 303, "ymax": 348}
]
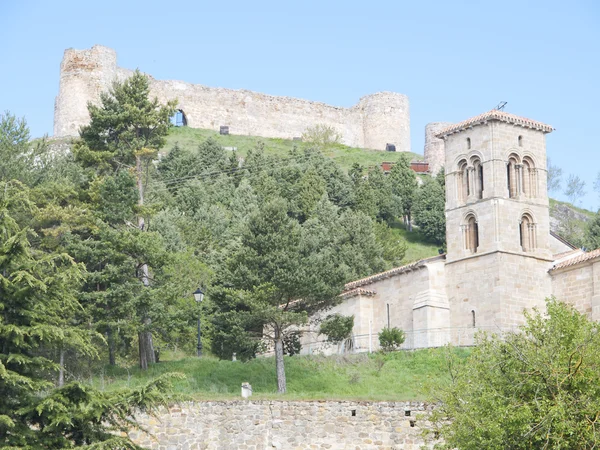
[{"xmin": 53, "ymin": 45, "xmax": 411, "ymax": 153}]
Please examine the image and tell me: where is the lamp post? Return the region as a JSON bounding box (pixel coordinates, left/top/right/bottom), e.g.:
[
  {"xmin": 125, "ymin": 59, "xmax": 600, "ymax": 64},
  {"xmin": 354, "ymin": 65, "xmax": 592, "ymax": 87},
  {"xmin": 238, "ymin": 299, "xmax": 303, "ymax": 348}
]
[{"xmin": 193, "ymin": 287, "xmax": 205, "ymax": 357}]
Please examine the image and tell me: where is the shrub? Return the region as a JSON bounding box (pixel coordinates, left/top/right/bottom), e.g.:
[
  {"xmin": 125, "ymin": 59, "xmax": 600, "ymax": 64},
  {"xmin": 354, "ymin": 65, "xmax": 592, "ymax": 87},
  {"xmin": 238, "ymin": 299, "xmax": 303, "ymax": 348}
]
[
  {"xmin": 378, "ymin": 327, "xmax": 405, "ymax": 352},
  {"xmin": 301, "ymin": 124, "xmax": 342, "ymax": 147}
]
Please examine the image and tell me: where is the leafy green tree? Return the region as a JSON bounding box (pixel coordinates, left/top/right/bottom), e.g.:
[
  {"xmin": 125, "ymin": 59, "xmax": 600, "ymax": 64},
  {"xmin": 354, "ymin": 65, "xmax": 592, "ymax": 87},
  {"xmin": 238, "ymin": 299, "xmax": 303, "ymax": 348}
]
[
  {"xmin": 547, "ymin": 157, "xmax": 563, "ymax": 194},
  {"xmin": 584, "ymin": 211, "xmax": 600, "ymax": 250},
  {"xmin": 430, "ymin": 298, "xmax": 600, "ymax": 449},
  {"xmin": 564, "ymin": 173, "xmax": 586, "ymax": 206},
  {"xmin": 413, "ymin": 177, "xmax": 446, "ymax": 245},
  {"xmin": 319, "ymin": 314, "xmax": 354, "ymax": 344},
  {"xmin": 301, "ymin": 123, "xmax": 342, "ymax": 148}
]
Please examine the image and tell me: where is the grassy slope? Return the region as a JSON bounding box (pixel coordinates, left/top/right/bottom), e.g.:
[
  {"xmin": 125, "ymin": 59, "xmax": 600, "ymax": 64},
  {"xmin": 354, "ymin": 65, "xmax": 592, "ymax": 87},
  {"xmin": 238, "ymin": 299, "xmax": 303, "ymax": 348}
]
[
  {"xmin": 90, "ymin": 348, "xmax": 468, "ymax": 401},
  {"xmin": 164, "ymin": 126, "xmax": 425, "ymax": 172}
]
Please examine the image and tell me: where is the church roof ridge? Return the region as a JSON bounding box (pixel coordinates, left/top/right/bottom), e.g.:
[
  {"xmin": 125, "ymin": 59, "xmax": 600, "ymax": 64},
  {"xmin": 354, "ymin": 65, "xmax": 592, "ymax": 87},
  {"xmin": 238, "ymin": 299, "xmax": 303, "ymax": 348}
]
[
  {"xmin": 435, "ymin": 109, "xmax": 554, "ymax": 138},
  {"xmin": 340, "ymin": 287, "xmax": 377, "ymax": 299},
  {"xmin": 550, "ymin": 248, "xmax": 600, "ymax": 272},
  {"xmin": 343, "ymin": 254, "xmax": 445, "ymax": 291}
]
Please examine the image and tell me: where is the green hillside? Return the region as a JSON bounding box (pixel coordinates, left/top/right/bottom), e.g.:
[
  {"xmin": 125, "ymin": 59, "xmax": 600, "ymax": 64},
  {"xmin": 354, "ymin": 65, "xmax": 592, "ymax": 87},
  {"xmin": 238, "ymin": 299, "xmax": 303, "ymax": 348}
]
[
  {"xmin": 89, "ymin": 347, "xmax": 468, "ymax": 401},
  {"xmin": 164, "ymin": 126, "xmax": 425, "ymax": 171}
]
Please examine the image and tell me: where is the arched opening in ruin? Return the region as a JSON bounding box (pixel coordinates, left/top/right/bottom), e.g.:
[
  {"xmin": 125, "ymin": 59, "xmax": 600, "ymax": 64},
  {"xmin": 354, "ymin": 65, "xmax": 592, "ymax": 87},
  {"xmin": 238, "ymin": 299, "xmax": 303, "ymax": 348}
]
[{"xmin": 171, "ymin": 110, "xmax": 188, "ymax": 127}]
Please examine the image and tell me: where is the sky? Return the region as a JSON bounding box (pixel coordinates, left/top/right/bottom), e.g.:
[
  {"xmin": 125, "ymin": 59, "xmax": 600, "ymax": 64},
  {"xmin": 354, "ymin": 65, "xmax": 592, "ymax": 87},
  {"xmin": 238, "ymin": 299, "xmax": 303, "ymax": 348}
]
[{"xmin": 1, "ymin": 0, "xmax": 599, "ymax": 209}]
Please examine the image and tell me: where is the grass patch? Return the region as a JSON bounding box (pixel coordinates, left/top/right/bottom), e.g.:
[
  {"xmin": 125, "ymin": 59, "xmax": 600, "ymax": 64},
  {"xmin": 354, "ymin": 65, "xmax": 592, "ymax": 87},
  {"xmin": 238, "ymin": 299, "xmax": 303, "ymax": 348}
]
[
  {"xmin": 389, "ymin": 221, "xmax": 441, "ymax": 264},
  {"xmin": 87, "ymin": 347, "xmax": 469, "ymax": 401},
  {"xmin": 164, "ymin": 126, "xmax": 424, "ymax": 172}
]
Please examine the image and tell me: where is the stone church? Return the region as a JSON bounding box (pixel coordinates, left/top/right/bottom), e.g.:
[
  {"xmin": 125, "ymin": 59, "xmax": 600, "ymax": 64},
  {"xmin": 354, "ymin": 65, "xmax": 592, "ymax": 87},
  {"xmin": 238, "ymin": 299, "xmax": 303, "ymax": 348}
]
[{"xmin": 302, "ymin": 109, "xmax": 600, "ymax": 353}]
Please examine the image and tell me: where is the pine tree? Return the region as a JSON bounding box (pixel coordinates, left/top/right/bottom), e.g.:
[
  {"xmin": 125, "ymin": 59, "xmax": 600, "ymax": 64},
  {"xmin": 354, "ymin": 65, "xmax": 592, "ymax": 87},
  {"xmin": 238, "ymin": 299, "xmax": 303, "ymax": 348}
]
[
  {"xmin": 76, "ymin": 70, "xmax": 176, "ymax": 369},
  {"xmin": 413, "ymin": 177, "xmax": 447, "ymax": 245},
  {"xmin": 389, "ymin": 155, "xmax": 418, "ymax": 231}
]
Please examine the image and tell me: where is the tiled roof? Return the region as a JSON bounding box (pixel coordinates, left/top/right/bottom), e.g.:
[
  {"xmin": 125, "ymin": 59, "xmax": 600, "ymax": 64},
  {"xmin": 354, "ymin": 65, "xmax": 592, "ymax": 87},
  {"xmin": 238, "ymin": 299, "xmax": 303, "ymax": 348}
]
[
  {"xmin": 343, "ymin": 255, "xmax": 445, "ymax": 291},
  {"xmin": 550, "ymin": 248, "xmax": 600, "ymax": 271},
  {"xmin": 435, "ymin": 110, "xmax": 554, "ymax": 138},
  {"xmin": 340, "ymin": 288, "xmax": 377, "ymax": 299}
]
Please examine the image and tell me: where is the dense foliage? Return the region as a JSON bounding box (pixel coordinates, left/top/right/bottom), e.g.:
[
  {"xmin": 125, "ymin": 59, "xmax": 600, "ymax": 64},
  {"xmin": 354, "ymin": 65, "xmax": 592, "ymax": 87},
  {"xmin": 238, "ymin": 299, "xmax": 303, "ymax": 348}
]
[
  {"xmin": 319, "ymin": 314, "xmax": 355, "ymax": 344},
  {"xmin": 0, "ymin": 69, "xmax": 450, "ymax": 444},
  {"xmin": 430, "ymin": 298, "xmax": 600, "ymax": 449}
]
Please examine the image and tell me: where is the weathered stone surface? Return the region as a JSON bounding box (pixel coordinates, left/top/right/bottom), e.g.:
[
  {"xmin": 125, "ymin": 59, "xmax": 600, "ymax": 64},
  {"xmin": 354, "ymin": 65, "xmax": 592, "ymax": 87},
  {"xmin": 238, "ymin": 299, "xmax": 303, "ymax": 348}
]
[
  {"xmin": 129, "ymin": 401, "xmax": 437, "ymax": 449},
  {"xmin": 53, "ymin": 45, "xmax": 410, "ymax": 153}
]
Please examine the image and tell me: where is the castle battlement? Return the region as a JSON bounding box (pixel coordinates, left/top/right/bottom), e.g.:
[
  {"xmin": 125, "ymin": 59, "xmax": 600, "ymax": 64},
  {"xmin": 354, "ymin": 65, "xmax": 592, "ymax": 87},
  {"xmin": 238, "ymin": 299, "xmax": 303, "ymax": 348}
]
[{"xmin": 53, "ymin": 45, "xmax": 410, "ymax": 152}]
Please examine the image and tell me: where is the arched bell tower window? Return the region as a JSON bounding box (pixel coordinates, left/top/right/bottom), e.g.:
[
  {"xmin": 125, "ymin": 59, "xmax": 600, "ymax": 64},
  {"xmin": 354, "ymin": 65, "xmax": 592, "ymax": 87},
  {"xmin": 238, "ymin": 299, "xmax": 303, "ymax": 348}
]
[
  {"xmin": 457, "ymin": 159, "xmax": 469, "ymax": 203},
  {"xmin": 518, "ymin": 135, "xmax": 523, "ymax": 147},
  {"xmin": 519, "ymin": 213, "xmax": 537, "ymax": 252},
  {"xmin": 507, "ymin": 154, "xmax": 520, "ymax": 198},
  {"xmin": 471, "ymin": 157, "xmax": 483, "ymax": 200},
  {"xmin": 467, "ymin": 137, "xmax": 471, "ymax": 149},
  {"xmin": 463, "ymin": 214, "xmax": 479, "ymax": 253},
  {"xmin": 522, "ymin": 157, "xmax": 537, "ymax": 198}
]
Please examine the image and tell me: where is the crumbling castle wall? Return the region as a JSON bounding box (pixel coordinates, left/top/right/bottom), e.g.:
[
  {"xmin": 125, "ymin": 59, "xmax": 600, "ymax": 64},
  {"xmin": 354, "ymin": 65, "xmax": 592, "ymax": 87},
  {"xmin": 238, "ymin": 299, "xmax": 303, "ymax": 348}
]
[{"xmin": 54, "ymin": 45, "xmax": 410, "ymax": 152}]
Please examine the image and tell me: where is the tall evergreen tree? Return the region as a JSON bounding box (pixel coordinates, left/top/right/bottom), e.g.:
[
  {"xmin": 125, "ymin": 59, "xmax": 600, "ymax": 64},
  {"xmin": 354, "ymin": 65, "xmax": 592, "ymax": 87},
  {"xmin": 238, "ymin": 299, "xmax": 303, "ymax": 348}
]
[
  {"xmin": 76, "ymin": 70, "xmax": 176, "ymax": 369},
  {"xmin": 413, "ymin": 177, "xmax": 447, "ymax": 246},
  {"xmin": 389, "ymin": 155, "xmax": 418, "ymax": 231}
]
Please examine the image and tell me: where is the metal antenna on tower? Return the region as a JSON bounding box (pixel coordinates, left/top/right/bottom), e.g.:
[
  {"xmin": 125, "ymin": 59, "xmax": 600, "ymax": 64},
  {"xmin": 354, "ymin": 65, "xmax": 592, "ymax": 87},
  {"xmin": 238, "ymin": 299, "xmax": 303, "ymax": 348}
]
[{"xmin": 495, "ymin": 101, "xmax": 507, "ymax": 111}]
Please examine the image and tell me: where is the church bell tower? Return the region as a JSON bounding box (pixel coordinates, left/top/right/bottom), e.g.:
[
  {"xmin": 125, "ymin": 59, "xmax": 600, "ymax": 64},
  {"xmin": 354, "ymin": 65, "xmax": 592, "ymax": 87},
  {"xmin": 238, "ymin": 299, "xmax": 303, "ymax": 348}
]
[{"xmin": 437, "ymin": 109, "xmax": 555, "ymax": 333}]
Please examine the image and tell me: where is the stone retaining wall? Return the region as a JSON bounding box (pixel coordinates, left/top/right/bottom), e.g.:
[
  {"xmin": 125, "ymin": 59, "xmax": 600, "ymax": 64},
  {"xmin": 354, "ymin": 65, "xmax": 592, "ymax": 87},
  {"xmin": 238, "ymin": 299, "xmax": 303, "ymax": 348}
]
[{"xmin": 128, "ymin": 400, "xmax": 437, "ymax": 449}]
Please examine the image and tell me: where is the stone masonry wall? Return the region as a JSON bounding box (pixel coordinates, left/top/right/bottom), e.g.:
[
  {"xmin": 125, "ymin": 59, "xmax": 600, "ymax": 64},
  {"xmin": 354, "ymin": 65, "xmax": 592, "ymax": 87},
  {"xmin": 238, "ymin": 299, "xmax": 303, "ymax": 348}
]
[
  {"xmin": 551, "ymin": 260, "xmax": 600, "ymax": 321},
  {"xmin": 128, "ymin": 400, "xmax": 437, "ymax": 450},
  {"xmin": 423, "ymin": 122, "xmax": 452, "ymax": 175},
  {"xmin": 53, "ymin": 45, "xmax": 410, "ymax": 152}
]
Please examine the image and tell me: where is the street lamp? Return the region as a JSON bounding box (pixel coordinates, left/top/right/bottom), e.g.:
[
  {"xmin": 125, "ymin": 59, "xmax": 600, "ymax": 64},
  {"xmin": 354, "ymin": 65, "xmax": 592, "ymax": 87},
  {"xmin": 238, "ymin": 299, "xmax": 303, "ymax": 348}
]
[{"xmin": 193, "ymin": 287, "xmax": 204, "ymax": 357}]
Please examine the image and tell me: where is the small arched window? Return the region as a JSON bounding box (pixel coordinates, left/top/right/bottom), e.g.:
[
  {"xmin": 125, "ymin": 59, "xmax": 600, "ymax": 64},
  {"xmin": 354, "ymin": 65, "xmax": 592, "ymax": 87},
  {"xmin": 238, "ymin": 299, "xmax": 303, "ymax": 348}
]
[
  {"xmin": 471, "ymin": 310, "xmax": 476, "ymax": 327},
  {"xmin": 457, "ymin": 159, "xmax": 469, "ymax": 203},
  {"xmin": 472, "ymin": 157, "xmax": 483, "ymax": 200},
  {"xmin": 522, "ymin": 157, "xmax": 537, "ymax": 198},
  {"xmin": 464, "ymin": 214, "xmax": 479, "ymax": 253},
  {"xmin": 507, "ymin": 154, "xmax": 519, "ymax": 198},
  {"xmin": 467, "ymin": 138, "xmax": 471, "ymax": 149},
  {"xmin": 520, "ymin": 213, "xmax": 537, "ymax": 252},
  {"xmin": 518, "ymin": 135, "xmax": 523, "ymax": 147}
]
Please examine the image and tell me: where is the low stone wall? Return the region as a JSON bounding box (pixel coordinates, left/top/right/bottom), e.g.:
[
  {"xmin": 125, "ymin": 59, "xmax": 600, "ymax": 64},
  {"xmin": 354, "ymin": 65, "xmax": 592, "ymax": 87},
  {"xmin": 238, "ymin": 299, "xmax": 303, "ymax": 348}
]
[{"xmin": 128, "ymin": 400, "xmax": 437, "ymax": 449}]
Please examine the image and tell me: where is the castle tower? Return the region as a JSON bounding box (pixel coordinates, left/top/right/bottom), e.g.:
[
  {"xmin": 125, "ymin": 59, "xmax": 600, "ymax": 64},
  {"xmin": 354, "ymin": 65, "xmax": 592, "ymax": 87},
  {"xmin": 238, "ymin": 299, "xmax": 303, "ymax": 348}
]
[
  {"xmin": 54, "ymin": 45, "xmax": 119, "ymax": 137},
  {"xmin": 437, "ymin": 110, "xmax": 555, "ymax": 335},
  {"xmin": 424, "ymin": 122, "xmax": 452, "ymax": 175},
  {"xmin": 358, "ymin": 92, "xmax": 410, "ymax": 152}
]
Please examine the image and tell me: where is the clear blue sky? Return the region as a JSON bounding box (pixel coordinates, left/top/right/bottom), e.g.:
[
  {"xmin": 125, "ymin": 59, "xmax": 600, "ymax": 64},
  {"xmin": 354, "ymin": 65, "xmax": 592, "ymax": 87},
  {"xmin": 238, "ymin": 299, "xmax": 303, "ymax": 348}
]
[{"xmin": 1, "ymin": 0, "xmax": 599, "ymax": 209}]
